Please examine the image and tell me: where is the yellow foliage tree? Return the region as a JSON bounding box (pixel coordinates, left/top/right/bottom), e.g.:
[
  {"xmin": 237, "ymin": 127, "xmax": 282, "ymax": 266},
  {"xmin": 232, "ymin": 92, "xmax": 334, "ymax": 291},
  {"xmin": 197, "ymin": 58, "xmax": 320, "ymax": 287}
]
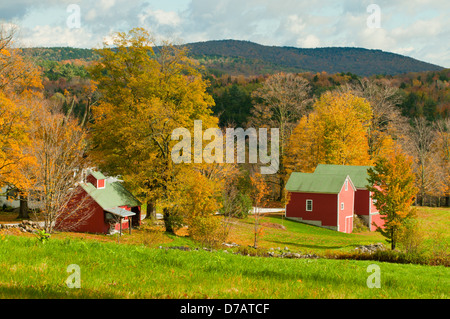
[
  {"xmin": 89, "ymin": 28, "xmax": 218, "ymax": 233},
  {"xmin": 284, "ymin": 91, "xmax": 372, "ymax": 174}
]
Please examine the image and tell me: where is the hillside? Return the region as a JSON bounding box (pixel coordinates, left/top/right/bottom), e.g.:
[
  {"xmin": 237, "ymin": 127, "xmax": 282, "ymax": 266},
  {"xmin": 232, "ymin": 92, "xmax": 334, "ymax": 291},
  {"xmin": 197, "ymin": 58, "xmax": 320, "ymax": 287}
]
[
  {"xmin": 185, "ymin": 40, "xmax": 444, "ymax": 76},
  {"xmin": 22, "ymin": 40, "xmax": 444, "ymax": 77}
]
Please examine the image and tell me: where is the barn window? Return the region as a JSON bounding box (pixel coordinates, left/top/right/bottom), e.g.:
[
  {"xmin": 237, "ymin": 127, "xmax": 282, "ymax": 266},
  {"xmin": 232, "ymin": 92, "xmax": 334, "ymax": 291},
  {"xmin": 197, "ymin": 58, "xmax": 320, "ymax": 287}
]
[
  {"xmin": 97, "ymin": 179, "xmax": 105, "ymax": 189},
  {"xmin": 341, "ymin": 202, "xmax": 344, "ymax": 210},
  {"xmin": 345, "ymin": 179, "xmax": 348, "ymax": 191},
  {"xmin": 306, "ymin": 200, "xmax": 313, "ymax": 212}
]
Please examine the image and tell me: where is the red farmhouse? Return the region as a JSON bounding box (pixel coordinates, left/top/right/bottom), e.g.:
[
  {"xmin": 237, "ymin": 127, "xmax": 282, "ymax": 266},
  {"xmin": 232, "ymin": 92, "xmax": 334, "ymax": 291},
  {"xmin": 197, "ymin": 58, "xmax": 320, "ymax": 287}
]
[
  {"xmin": 285, "ymin": 165, "xmax": 385, "ymax": 233},
  {"xmin": 56, "ymin": 171, "xmax": 141, "ymax": 234}
]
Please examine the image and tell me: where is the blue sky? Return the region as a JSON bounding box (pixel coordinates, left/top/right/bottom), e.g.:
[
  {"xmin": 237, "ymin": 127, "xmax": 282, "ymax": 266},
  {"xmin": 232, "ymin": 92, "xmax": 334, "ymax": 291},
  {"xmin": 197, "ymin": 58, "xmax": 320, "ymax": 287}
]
[{"xmin": 1, "ymin": 0, "xmax": 449, "ymax": 67}]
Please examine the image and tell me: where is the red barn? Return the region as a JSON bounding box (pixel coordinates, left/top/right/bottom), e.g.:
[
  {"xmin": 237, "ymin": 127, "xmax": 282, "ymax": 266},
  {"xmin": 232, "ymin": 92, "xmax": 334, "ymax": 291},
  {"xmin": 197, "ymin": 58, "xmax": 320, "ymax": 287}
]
[
  {"xmin": 313, "ymin": 164, "xmax": 384, "ymax": 231},
  {"xmin": 285, "ymin": 172, "xmax": 356, "ymax": 233},
  {"xmin": 285, "ymin": 165, "xmax": 385, "ymax": 233},
  {"xmin": 56, "ymin": 171, "xmax": 141, "ymax": 234}
]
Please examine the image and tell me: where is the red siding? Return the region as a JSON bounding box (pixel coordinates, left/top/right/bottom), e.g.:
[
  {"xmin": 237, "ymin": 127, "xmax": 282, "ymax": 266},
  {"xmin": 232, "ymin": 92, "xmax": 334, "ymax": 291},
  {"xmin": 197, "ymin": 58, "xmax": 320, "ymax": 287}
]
[
  {"xmin": 86, "ymin": 174, "xmax": 97, "ymax": 188},
  {"xmin": 286, "ymin": 192, "xmax": 338, "ymax": 227},
  {"xmin": 355, "ymin": 189, "xmax": 370, "ymax": 215},
  {"xmin": 337, "ymin": 180, "xmax": 355, "ymax": 233},
  {"xmin": 55, "ymin": 187, "xmax": 109, "ymax": 234},
  {"xmin": 286, "ymin": 177, "xmax": 356, "ymax": 233},
  {"xmin": 113, "ymin": 205, "xmax": 132, "ymax": 231},
  {"xmin": 371, "ymin": 213, "xmax": 385, "ymax": 231}
]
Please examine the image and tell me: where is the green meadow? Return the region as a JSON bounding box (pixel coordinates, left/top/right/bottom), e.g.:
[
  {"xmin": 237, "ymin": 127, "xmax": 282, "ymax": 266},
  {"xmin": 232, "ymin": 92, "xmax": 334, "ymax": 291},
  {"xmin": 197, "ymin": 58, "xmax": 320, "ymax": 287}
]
[
  {"xmin": 0, "ymin": 207, "xmax": 448, "ymax": 299},
  {"xmin": 0, "ymin": 235, "xmax": 448, "ymax": 299}
]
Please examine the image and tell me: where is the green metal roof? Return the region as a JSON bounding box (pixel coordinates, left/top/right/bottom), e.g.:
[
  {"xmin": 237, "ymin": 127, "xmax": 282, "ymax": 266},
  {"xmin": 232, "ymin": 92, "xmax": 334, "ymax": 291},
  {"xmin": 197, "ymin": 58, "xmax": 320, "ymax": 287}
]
[
  {"xmin": 313, "ymin": 164, "xmax": 372, "ymax": 189},
  {"xmin": 285, "ymin": 172, "xmax": 351, "ymax": 194},
  {"xmin": 105, "ymin": 207, "xmax": 136, "ymax": 218},
  {"xmin": 81, "ymin": 179, "xmax": 141, "ymax": 209}
]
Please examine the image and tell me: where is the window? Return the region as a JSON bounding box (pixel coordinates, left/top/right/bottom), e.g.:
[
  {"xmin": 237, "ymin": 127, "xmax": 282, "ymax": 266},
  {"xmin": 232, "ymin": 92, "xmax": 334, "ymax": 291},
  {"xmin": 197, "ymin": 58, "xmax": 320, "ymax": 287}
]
[
  {"xmin": 97, "ymin": 179, "xmax": 105, "ymax": 189},
  {"xmin": 341, "ymin": 202, "xmax": 344, "ymax": 210},
  {"xmin": 345, "ymin": 179, "xmax": 348, "ymax": 191},
  {"xmin": 306, "ymin": 200, "xmax": 313, "ymax": 212}
]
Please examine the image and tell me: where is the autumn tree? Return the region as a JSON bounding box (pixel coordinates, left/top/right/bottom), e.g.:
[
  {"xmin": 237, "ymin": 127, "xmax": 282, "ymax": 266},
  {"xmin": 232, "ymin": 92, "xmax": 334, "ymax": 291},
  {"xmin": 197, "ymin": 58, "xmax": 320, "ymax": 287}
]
[
  {"xmin": 248, "ymin": 72, "xmax": 312, "ymax": 200},
  {"xmin": 367, "ymin": 144, "xmax": 417, "ymax": 250},
  {"xmin": 404, "ymin": 117, "xmax": 436, "ymax": 206},
  {"xmin": 0, "ymin": 24, "xmax": 43, "ymax": 217},
  {"xmin": 89, "ymin": 28, "xmax": 218, "ymax": 233},
  {"xmin": 22, "ymin": 101, "xmax": 91, "ymax": 233},
  {"xmin": 428, "ymin": 118, "xmax": 450, "ymax": 206},
  {"xmin": 285, "ymin": 91, "xmax": 372, "ymax": 174},
  {"xmin": 338, "ymin": 78, "xmax": 407, "ymax": 155},
  {"xmin": 250, "ymin": 172, "xmax": 269, "ymax": 249}
]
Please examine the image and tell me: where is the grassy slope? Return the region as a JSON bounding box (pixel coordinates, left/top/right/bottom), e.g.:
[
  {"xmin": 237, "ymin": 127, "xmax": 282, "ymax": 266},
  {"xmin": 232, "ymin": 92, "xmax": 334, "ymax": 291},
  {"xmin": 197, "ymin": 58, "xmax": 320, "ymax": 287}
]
[
  {"xmin": 227, "ymin": 214, "xmax": 384, "ymax": 254},
  {"xmin": 0, "ymin": 235, "xmax": 448, "ymax": 299},
  {"xmin": 0, "ymin": 207, "xmax": 448, "ymax": 299}
]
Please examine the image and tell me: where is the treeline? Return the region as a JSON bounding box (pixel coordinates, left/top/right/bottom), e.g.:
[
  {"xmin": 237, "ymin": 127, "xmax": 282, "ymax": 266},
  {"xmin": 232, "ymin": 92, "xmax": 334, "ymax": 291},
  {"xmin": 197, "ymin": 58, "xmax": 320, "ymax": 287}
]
[
  {"xmin": 205, "ymin": 69, "xmax": 449, "ymax": 128},
  {"xmin": 15, "ymin": 37, "xmax": 450, "ymax": 211},
  {"xmin": 23, "ymin": 47, "xmax": 99, "ymax": 62}
]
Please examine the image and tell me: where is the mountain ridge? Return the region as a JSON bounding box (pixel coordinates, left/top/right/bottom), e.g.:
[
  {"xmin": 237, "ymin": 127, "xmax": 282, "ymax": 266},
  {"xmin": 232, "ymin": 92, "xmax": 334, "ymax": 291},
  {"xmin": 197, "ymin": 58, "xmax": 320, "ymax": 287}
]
[
  {"xmin": 22, "ymin": 39, "xmax": 444, "ymax": 77},
  {"xmin": 183, "ymin": 39, "xmax": 444, "ymax": 76}
]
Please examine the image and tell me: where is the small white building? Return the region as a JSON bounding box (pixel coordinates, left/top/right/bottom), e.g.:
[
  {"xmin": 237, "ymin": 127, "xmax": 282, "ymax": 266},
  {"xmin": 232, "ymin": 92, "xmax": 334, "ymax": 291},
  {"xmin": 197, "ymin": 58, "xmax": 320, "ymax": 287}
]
[{"xmin": 0, "ymin": 187, "xmax": 20, "ymax": 209}]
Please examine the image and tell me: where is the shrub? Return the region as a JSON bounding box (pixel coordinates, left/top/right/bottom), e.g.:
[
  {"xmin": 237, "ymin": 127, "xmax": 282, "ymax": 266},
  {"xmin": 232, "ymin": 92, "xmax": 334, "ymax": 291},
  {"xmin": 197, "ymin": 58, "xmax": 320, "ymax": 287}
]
[
  {"xmin": 188, "ymin": 215, "xmax": 228, "ymax": 249},
  {"xmin": 236, "ymin": 245, "xmax": 270, "ymax": 257},
  {"xmin": 352, "ymin": 215, "xmax": 368, "ymax": 232},
  {"xmin": 397, "ymin": 217, "xmax": 425, "ymax": 254},
  {"xmin": 36, "ymin": 229, "xmax": 51, "ymax": 244},
  {"xmin": 221, "ymin": 190, "xmax": 252, "ymax": 219}
]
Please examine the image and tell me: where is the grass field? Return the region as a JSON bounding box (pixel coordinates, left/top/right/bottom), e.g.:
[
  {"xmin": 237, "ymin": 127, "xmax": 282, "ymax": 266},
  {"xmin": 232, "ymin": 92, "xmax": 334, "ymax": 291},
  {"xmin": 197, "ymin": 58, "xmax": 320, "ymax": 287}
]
[
  {"xmin": 0, "ymin": 235, "xmax": 448, "ymax": 299},
  {"xmin": 0, "ymin": 207, "xmax": 448, "ymax": 299}
]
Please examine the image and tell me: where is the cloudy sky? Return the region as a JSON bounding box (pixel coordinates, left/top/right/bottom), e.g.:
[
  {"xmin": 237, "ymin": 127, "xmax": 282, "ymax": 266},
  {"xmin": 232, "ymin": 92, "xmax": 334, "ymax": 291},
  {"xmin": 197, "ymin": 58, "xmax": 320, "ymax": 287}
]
[{"xmin": 1, "ymin": 0, "xmax": 449, "ymax": 67}]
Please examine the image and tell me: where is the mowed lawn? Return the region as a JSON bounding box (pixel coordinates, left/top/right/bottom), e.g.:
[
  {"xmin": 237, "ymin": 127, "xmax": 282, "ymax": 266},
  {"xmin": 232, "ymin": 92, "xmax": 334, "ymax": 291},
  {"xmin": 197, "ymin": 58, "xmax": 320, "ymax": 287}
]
[{"xmin": 0, "ymin": 206, "xmax": 448, "ymax": 299}]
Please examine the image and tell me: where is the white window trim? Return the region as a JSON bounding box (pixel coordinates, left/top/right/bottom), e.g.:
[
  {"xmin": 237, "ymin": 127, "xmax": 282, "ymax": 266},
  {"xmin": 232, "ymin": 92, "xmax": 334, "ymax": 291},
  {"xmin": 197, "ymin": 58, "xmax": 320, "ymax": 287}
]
[
  {"xmin": 345, "ymin": 179, "xmax": 348, "ymax": 191},
  {"xmin": 306, "ymin": 199, "xmax": 313, "ymax": 212},
  {"xmin": 341, "ymin": 202, "xmax": 344, "ymax": 210}
]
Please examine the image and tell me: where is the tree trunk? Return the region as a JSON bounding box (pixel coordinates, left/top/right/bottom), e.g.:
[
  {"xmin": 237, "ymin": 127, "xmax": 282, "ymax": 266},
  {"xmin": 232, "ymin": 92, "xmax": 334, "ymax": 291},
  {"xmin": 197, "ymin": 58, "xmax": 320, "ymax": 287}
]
[
  {"xmin": 18, "ymin": 194, "xmax": 29, "ymax": 219},
  {"xmin": 163, "ymin": 207, "xmax": 174, "ymax": 233},
  {"xmin": 391, "ymin": 229, "xmax": 396, "ymax": 250},
  {"xmin": 145, "ymin": 200, "xmax": 156, "ymax": 221}
]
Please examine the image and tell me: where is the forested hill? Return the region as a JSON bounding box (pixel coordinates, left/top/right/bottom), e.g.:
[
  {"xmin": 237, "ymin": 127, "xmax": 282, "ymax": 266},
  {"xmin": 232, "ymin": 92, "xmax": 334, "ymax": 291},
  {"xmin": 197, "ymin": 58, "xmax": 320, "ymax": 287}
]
[
  {"xmin": 185, "ymin": 40, "xmax": 444, "ymax": 77},
  {"xmin": 22, "ymin": 39, "xmax": 443, "ymax": 77}
]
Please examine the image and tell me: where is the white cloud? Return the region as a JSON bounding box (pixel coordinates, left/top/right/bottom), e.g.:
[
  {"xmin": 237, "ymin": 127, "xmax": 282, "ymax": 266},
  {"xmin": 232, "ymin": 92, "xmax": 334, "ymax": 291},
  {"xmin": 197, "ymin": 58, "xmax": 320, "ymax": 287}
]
[
  {"xmin": 20, "ymin": 25, "xmax": 93, "ymax": 48},
  {"xmin": 139, "ymin": 8, "xmax": 181, "ymax": 27},
  {"xmin": 297, "ymin": 35, "xmax": 320, "ymax": 48},
  {"xmin": 1, "ymin": 0, "xmax": 448, "ymax": 67}
]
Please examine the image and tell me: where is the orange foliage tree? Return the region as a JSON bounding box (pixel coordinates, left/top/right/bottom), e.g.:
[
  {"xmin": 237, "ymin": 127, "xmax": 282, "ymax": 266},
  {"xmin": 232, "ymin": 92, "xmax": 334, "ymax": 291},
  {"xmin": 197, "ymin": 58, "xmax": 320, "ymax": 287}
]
[{"xmin": 367, "ymin": 144, "xmax": 417, "ymax": 250}]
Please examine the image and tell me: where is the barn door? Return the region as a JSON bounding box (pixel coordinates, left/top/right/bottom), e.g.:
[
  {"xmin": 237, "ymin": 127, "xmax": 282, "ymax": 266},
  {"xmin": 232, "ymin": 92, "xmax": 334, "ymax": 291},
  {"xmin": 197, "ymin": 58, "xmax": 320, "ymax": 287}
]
[{"xmin": 345, "ymin": 216, "xmax": 353, "ymax": 233}]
